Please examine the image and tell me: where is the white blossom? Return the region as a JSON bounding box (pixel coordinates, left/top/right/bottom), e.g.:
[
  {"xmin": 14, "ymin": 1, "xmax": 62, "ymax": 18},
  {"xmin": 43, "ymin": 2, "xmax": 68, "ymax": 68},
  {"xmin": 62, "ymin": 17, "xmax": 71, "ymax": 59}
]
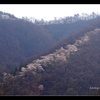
[
  {"xmin": 21, "ymin": 67, "xmax": 27, "ymax": 72},
  {"xmin": 81, "ymin": 35, "xmax": 89, "ymax": 42},
  {"xmin": 74, "ymin": 40, "xmax": 83, "ymax": 46},
  {"xmin": 67, "ymin": 44, "xmax": 78, "ymax": 52},
  {"xmin": 3, "ymin": 72, "xmax": 7, "ymax": 76},
  {"xmin": 38, "ymin": 84, "xmax": 44, "ymax": 90}
]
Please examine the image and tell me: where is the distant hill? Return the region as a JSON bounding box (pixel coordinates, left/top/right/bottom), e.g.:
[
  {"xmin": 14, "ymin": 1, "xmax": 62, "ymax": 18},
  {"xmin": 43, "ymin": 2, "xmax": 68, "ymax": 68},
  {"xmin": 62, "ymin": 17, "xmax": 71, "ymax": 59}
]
[
  {"xmin": 43, "ymin": 17, "xmax": 100, "ymax": 41},
  {"xmin": 0, "ymin": 12, "xmax": 56, "ymax": 73}
]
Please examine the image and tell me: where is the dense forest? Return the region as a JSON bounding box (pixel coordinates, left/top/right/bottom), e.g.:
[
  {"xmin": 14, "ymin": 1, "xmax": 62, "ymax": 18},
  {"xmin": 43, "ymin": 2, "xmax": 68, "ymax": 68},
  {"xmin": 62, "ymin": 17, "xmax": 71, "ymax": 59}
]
[
  {"xmin": 0, "ymin": 11, "xmax": 99, "ymax": 73},
  {"xmin": 22, "ymin": 12, "xmax": 100, "ymax": 65},
  {"xmin": 0, "ymin": 11, "xmax": 57, "ymax": 73},
  {"xmin": 0, "ymin": 11, "xmax": 100, "ymax": 95}
]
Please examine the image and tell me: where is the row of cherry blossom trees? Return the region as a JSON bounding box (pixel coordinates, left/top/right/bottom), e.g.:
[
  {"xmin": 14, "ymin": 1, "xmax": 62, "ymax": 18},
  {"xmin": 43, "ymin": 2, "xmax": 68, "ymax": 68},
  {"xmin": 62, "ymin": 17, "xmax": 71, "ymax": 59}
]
[{"xmin": 15, "ymin": 28, "xmax": 100, "ymax": 77}]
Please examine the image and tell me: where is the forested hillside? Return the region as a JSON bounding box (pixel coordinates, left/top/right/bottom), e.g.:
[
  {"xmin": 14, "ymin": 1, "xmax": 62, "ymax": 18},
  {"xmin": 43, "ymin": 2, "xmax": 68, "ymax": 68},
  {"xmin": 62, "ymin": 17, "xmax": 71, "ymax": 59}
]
[
  {"xmin": 43, "ymin": 18, "xmax": 100, "ymax": 41},
  {"xmin": 0, "ymin": 11, "xmax": 99, "ymax": 73},
  {"xmin": 22, "ymin": 12, "xmax": 100, "ymax": 65},
  {"xmin": 1, "ymin": 11, "xmax": 100, "ymax": 95},
  {"xmin": 1, "ymin": 17, "xmax": 100, "ymax": 95},
  {"xmin": 0, "ymin": 11, "xmax": 56, "ymax": 73}
]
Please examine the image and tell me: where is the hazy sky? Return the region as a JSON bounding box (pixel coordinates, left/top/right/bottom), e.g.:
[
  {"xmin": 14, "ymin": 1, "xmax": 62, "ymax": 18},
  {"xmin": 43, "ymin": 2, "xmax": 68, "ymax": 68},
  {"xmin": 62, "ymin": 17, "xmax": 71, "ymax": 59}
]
[{"xmin": 0, "ymin": 4, "xmax": 100, "ymax": 21}]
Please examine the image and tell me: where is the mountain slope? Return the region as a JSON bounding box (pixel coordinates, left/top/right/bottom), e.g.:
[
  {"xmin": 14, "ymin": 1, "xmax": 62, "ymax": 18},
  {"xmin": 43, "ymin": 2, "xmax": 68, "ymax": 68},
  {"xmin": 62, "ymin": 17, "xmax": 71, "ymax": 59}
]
[
  {"xmin": 0, "ymin": 13, "xmax": 56, "ymax": 73},
  {"xmin": 43, "ymin": 17, "xmax": 100, "ymax": 41},
  {"xmin": 17, "ymin": 27, "xmax": 100, "ymax": 76},
  {"xmin": 1, "ymin": 20, "xmax": 100, "ymax": 95},
  {"xmin": 1, "ymin": 11, "xmax": 99, "ymax": 73}
]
